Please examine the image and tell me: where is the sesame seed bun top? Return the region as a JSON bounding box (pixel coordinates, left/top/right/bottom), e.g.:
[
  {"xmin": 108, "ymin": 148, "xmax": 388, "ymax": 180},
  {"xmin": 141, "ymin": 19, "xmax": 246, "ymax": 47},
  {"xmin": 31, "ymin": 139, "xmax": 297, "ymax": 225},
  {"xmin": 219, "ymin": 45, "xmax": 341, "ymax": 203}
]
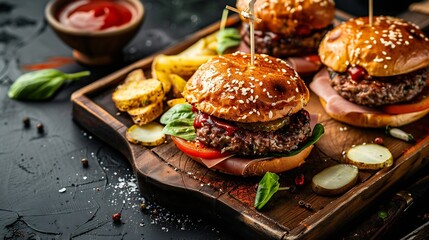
[
  {"xmin": 182, "ymin": 52, "xmax": 310, "ymax": 123},
  {"xmin": 319, "ymin": 16, "xmax": 429, "ymax": 76},
  {"xmin": 236, "ymin": 0, "xmax": 335, "ymax": 36}
]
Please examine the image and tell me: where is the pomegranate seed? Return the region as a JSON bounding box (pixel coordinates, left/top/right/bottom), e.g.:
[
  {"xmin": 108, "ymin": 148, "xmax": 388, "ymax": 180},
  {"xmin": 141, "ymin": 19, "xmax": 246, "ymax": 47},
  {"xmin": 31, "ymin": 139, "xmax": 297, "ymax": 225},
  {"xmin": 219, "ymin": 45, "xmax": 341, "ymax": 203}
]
[
  {"xmin": 295, "ymin": 173, "xmax": 305, "ymax": 186},
  {"xmin": 374, "ymin": 137, "xmax": 384, "ymax": 145},
  {"xmin": 348, "ymin": 66, "xmax": 367, "ymax": 81},
  {"xmin": 112, "ymin": 213, "xmax": 121, "ymax": 222}
]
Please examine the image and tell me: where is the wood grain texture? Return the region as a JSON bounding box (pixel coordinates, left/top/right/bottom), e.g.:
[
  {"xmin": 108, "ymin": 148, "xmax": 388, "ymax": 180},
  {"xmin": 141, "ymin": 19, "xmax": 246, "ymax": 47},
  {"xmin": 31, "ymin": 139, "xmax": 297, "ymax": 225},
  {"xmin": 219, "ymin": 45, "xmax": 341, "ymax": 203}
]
[{"xmin": 71, "ymin": 14, "xmax": 429, "ymax": 239}]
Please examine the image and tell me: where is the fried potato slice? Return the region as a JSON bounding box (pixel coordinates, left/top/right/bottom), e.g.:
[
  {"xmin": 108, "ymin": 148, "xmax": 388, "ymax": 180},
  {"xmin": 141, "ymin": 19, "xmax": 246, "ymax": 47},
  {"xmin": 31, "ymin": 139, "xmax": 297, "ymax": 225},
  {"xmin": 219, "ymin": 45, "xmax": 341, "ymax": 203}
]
[
  {"xmin": 112, "ymin": 78, "xmax": 164, "ymax": 111},
  {"xmin": 124, "ymin": 69, "xmax": 145, "ymax": 83},
  {"xmin": 127, "ymin": 100, "xmax": 163, "ymax": 126}
]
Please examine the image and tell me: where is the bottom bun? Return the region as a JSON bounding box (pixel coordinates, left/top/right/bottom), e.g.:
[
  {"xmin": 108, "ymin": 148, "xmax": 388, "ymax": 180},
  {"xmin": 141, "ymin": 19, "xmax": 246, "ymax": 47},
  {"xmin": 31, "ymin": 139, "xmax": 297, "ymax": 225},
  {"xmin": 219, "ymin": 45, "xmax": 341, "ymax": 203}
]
[
  {"xmin": 320, "ymin": 98, "xmax": 429, "ymax": 128},
  {"xmin": 190, "ymin": 145, "xmax": 314, "ymax": 177}
]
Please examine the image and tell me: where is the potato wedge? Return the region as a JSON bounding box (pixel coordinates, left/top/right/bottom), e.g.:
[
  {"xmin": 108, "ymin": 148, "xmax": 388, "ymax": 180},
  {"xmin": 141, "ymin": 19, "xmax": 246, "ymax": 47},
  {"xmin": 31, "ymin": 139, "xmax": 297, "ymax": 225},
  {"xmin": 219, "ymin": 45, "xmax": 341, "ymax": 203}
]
[
  {"xmin": 169, "ymin": 74, "xmax": 187, "ymax": 98},
  {"xmin": 152, "ymin": 68, "xmax": 172, "ymax": 94},
  {"xmin": 344, "ymin": 143, "xmax": 393, "ymax": 170},
  {"xmin": 124, "ymin": 69, "xmax": 145, "ymax": 83},
  {"xmin": 127, "ymin": 100, "xmax": 163, "ymax": 126},
  {"xmin": 112, "ymin": 78, "xmax": 164, "ymax": 111},
  {"xmin": 312, "ymin": 164, "xmax": 359, "ymax": 196},
  {"xmin": 126, "ymin": 122, "xmax": 166, "ymax": 146},
  {"xmin": 167, "ymin": 98, "xmax": 187, "ymax": 107},
  {"xmin": 152, "ymin": 54, "xmax": 213, "ymax": 80},
  {"xmin": 178, "ymin": 32, "xmax": 218, "ymax": 56}
]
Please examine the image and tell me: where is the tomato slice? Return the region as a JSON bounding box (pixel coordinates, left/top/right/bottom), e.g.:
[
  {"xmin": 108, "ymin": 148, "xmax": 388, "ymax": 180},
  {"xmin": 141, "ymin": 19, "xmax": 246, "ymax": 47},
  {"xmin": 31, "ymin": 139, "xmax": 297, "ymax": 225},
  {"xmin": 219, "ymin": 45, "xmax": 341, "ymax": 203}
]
[
  {"xmin": 382, "ymin": 80, "xmax": 429, "ymax": 114},
  {"xmin": 171, "ymin": 136, "xmax": 231, "ymax": 159}
]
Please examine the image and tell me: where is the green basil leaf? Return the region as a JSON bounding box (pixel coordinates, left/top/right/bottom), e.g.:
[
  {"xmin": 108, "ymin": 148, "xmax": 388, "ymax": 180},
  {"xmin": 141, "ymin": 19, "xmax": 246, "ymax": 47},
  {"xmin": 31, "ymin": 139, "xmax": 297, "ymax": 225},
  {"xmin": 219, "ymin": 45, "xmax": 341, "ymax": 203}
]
[
  {"xmin": 8, "ymin": 69, "xmax": 90, "ymax": 100},
  {"xmin": 160, "ymin": 103, "xmax": 194, "ymax": 125},
  {"xmin": 162, "ymin": 118, "xmax": 196, "ymax": 141},
  {"xmin": 254, "ymin": 172, "xmax": 280, "ymax": 210},
  {"xmin": 217, "ymin": 28, "xmax": 241, "ymax": 55},
  {"xmin": 27, "ymin": 76, "xmax": 65, "ymax": 100}
]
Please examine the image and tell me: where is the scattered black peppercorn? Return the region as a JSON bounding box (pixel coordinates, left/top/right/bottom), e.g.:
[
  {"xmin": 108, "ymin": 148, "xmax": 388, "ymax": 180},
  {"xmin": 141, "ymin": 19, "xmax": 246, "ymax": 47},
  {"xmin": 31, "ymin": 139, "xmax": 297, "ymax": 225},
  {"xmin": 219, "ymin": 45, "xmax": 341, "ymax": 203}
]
[
  {"xmin": 22, "ymin": 117, "xmax": 30, "ymax": 128},
  {"xmin": 81, "ymin": 158, "xmax": 89, "ymax": 167},
  {"xmin": 36, "ymin": 123, "xmax": 44, "ymax": 133}
]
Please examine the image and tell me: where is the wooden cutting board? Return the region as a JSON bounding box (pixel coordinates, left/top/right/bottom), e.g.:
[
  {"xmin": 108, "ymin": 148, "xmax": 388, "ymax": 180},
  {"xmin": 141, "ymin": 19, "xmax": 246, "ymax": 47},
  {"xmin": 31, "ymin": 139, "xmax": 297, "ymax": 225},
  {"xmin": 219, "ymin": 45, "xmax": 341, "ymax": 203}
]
[{"xmin": 71, "ymin": 14, "xmax": 429, "ymax": 239}]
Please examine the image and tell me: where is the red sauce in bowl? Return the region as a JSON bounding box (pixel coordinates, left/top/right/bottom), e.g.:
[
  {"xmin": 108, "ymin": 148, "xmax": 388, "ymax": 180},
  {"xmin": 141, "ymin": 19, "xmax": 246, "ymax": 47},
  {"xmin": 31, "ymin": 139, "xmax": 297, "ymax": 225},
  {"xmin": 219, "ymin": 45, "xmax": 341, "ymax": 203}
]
[{"xmin": 57, "ymin": 0, "xmax": 135, "ymax": 31}]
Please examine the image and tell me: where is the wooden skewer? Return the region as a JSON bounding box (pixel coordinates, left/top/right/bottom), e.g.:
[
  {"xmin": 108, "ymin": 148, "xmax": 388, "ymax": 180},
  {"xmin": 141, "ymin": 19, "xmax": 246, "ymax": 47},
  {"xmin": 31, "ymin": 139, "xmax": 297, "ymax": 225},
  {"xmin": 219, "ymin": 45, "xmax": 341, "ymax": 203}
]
[
  {"xmin": 249, "ymin": 0, "xmax": 256, "ymax": 66},
  {"xmin": 225, "ymin": 5, "xmax": 261, "ymax": 23},
  {"xmin": 369, "ymin": 0, "xmax": 373, "ymax": 26},
  {"xmin": 225, "ymin": 1, "xmax": 259, "ymax": 66},
  {"xmin": 220, "ymin": 9, "xmax": 229, "ymax": 31}
]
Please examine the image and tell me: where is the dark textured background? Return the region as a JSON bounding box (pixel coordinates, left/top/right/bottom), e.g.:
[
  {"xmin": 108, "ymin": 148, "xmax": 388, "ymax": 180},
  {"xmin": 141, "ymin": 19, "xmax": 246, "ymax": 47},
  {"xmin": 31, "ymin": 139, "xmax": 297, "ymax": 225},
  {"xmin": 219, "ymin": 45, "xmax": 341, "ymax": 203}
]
[{"xmin": 0, "ymin": 0, "xmax": 428, "ymax": 239}]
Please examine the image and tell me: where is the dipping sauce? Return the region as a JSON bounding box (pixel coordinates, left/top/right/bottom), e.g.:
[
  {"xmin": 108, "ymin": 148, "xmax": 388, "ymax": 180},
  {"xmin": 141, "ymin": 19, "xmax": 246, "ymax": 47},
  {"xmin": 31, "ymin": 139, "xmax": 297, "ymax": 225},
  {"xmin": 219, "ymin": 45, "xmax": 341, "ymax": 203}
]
[{"xmin": 57, "ymin": 0, "xmax": 135, "ymax": 31}]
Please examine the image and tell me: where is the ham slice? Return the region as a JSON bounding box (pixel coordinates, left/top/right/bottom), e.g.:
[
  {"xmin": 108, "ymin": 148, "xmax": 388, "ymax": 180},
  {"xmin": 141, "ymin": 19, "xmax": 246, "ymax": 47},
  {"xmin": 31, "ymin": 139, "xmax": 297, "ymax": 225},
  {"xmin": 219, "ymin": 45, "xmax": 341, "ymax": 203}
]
[
  {"xmin": 310, "ymin": 68, "xmax": 383, "ymax": 115},
  {"xmin": 286, "ymin": 57, "xmax": 321, "ymax": 76}
]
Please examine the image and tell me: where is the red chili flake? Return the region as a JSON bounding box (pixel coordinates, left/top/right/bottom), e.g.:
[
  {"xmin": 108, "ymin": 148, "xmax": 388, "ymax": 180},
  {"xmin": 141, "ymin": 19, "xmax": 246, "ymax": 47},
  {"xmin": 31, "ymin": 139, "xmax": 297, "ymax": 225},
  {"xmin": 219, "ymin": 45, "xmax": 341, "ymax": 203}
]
[
  {"xmin": 112, "ymin": 213, "xmax": 121, "ymax": 222},
  {"xmin": 374, "ymin": 137, "xmax": 384, "ymax": 145},
  {"xmin": 295, "ymin": 173, "xmax": 305, "ymax": 186}
]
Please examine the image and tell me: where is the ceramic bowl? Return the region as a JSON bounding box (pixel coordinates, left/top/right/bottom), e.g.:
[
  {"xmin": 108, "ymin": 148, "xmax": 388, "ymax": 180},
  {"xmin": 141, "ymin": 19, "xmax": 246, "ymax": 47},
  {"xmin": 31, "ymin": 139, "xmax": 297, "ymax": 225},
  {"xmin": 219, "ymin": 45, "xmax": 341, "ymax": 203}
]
[{"xmin": 45, "ymin": 0, "xmax": 144, "ymax": 65}]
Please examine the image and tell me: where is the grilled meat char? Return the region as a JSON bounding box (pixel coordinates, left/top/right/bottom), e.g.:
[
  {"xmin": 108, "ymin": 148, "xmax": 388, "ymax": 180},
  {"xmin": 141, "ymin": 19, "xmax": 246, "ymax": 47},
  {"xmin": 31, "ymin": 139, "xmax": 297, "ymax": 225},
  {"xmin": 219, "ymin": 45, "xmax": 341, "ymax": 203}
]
[
  {"xmin": 241, "ymin": 23, "xmax": 332, "ymax": 57},
  {"xmin": 329, "ymin": 67, "xmax": 428, "ymax": 106},
  {"xmin": 194, "ymin": 109, "xmax": 311, "ymax": 156}
]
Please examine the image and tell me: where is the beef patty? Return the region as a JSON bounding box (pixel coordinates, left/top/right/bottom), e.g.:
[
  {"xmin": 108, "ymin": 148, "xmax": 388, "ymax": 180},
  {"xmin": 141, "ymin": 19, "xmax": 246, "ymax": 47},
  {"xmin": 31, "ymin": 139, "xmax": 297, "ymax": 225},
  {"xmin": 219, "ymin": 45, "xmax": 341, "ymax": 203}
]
[
  {"xmin": 329, "ymin": 67, "xmax": 428, "ymax": 106},
  {"xmin": 241, "ymin": 23, "xmax": 332, "ymax": 57},
  {"xmin": 195, "ymin": 109, "xmax": 311, "ymax": 156}
]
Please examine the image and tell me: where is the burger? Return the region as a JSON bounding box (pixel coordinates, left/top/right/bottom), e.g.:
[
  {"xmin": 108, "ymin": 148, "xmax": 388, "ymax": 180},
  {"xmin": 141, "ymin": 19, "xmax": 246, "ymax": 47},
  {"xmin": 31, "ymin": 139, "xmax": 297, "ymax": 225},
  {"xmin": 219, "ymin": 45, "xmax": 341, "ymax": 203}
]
[
  {"xmin": 236, "ymin": 0, "xmax": 335, "ymax": 58},
  {"xmin": 163, "ymin": 52, "xmax": 323, "ymax": 176},
  {"xmin": 311, "ymin": 16, "xmax": 429, "ymax": 127}
]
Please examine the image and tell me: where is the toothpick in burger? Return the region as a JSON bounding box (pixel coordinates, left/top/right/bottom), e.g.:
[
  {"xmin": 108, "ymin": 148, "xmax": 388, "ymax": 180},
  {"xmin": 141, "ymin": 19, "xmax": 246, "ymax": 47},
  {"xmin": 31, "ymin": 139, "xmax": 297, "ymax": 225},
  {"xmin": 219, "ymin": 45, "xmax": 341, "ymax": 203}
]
[{"xmin": 236, "ymin": 0, "xmax": 335, "ymax": 75}]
